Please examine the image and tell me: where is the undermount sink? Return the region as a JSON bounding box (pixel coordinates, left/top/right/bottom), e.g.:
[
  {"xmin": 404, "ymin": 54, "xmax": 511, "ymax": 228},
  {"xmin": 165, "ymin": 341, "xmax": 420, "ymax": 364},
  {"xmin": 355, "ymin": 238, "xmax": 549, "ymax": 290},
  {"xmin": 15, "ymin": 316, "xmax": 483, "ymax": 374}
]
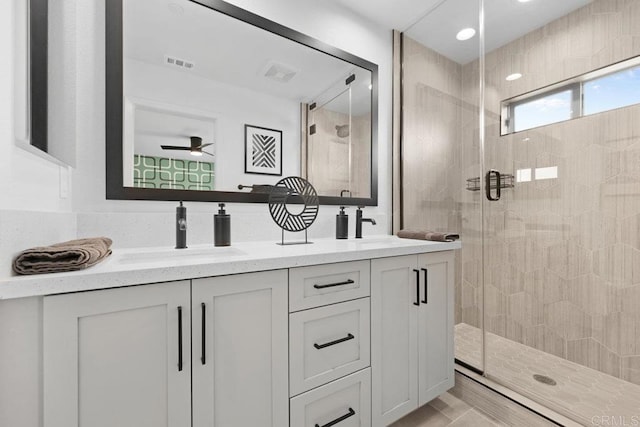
[
  {"xmin": 349, "ymin": 236, "xmax": 400, "ymax": 245},
  {"xmin": 117, "ymin": 246, "xmax": 247, "ymax": 264}
]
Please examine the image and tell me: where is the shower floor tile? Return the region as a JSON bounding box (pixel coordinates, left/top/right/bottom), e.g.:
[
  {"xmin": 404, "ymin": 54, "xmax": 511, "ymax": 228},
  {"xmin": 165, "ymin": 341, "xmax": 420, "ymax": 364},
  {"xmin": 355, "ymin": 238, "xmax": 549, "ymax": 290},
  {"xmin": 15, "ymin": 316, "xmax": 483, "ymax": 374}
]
[{"xmin": 455, "ymin": 323, "xmax": 640, "ymax": 425}]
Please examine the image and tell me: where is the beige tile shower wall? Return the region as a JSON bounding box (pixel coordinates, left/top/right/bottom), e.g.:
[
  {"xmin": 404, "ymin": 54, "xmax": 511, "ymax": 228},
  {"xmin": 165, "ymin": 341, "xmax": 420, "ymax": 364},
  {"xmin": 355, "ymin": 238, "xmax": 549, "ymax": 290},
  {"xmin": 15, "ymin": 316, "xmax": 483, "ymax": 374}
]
[
  {"xmin": 401, "ymin": 37, "xmax": 468, "ymax": 325},
  {"xmin": 469, "ymin": 0, "xmax": 640, "ymax": 384}
]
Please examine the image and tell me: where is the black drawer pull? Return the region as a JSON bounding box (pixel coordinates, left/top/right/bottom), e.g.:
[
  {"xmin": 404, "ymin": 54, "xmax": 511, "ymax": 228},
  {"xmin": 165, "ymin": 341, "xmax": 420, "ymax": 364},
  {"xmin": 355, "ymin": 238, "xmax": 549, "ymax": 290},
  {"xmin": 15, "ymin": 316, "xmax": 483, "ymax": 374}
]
[
  {"xmin": 413, "ymin": 269, "xmax": 420, "ymax": 306},
  {"xmin": 177, "ymin": 306, "xmax": 183, "ymax": 372},
  {"xmin": 201, "ymin": 302, "xmax": 206, "ymax": 365},
  {"xmin": 315, "ymin": 407, "xmax": 356, "ymax": 427},
  {"xmin": 421, "ymin": 268, "xmax": 428, "ymax": 304},
  {"xmin": 314, "ymin": 279, "xmax": 355, "ymax": 289},
  {"xmin": 314, "ymin": 333, "xmax": 355, "ymax": 349}
]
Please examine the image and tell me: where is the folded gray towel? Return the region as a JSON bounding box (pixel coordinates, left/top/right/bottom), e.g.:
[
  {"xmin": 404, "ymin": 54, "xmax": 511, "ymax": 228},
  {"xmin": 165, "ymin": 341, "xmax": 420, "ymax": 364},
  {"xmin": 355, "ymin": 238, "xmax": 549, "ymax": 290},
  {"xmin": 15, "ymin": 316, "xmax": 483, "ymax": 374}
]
[
  {"xmin": 13, "ymin": 237, "xmax": 113, "ymax": 275},
  {"xmin": 397, "ymin": 230, "xmax": 460, "ymax": 242}
]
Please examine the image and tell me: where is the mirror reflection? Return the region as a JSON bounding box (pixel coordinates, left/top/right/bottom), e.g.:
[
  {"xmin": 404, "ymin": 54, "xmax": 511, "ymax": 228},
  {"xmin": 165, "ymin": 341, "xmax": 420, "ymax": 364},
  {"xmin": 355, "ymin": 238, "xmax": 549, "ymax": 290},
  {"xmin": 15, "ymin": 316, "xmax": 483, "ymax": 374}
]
[
  {"xmin": 306, "ymin": 68, "xmax": 371, "ymax": 198},
  {"xmin": 121, "ymin": 0, "xmax": 373, "ymax": 198}
]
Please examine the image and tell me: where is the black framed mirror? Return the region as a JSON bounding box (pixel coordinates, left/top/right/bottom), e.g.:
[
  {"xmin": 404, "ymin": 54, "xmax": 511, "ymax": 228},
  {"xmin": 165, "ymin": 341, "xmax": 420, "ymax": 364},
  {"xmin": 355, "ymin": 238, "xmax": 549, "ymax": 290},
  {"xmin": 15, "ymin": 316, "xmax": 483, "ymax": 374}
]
[
  {"xmin": 105, "ymin": 0, "xmax": 378, "ymax": 205},
  {"xmin": 30, "ymin": 0, "xmax": 49, "ymax": 153}
]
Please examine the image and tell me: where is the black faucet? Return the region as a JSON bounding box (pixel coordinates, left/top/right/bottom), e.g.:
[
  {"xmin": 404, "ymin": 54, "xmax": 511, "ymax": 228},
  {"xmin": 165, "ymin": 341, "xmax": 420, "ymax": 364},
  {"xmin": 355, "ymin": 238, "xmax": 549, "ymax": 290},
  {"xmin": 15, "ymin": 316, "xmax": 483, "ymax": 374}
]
[{"xmin": 355, "ymin": 206, "xmax": 376, "ymax": 238}]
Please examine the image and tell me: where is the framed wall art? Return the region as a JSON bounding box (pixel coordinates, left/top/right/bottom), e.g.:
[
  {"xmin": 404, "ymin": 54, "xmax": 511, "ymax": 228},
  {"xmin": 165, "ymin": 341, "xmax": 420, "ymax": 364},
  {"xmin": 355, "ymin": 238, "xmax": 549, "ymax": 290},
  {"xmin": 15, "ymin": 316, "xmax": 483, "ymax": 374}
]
[{"xmin": 244, "ymin": 124, "xmax": 282, "ymax": 176}]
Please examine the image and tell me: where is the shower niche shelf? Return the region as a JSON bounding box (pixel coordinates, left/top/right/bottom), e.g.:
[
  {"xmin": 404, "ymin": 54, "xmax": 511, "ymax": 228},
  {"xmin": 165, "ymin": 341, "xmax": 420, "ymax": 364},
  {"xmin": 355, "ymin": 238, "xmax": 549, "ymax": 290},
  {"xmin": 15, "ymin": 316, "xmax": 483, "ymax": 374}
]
[{"xmin": 466, "ymin": 174, "xmax": 514, "ymax": 192}]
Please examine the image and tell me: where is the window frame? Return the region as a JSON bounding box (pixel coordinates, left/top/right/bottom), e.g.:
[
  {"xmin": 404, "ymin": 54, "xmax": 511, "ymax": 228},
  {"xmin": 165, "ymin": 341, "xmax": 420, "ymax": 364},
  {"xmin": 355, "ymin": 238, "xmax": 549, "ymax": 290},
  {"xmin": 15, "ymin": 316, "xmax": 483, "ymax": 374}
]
[{"xmin": 501, "ymin": 55, "xmax": 640, "ymax": 135}]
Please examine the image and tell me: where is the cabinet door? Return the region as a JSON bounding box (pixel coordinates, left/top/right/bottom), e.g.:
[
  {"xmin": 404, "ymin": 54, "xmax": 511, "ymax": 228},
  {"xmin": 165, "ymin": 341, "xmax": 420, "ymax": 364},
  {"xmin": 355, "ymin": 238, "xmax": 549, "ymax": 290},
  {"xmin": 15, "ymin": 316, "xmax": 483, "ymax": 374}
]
[
  {"xmin": 417, "ymin": 251, "xmax": 455, "ymax": 406},
  {"xmin": 371, "ymin": 255, "xmax": 419, "ymax": 427},
  {"xmin": 43, "ymin": 281, "xmax": 191, "ymax": 427},
  {"xmin": 192, "ymin": 270, "xmax": 288, "ymax": 427}
]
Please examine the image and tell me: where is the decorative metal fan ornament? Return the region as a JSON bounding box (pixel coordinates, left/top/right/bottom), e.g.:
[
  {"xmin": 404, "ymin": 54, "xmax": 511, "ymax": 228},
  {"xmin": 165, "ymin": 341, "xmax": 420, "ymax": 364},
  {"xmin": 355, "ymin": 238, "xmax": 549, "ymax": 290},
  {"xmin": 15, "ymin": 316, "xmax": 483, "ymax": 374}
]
[{"xmin": 268, "ymin": 176, "xmax": 319, "ymax": 244}]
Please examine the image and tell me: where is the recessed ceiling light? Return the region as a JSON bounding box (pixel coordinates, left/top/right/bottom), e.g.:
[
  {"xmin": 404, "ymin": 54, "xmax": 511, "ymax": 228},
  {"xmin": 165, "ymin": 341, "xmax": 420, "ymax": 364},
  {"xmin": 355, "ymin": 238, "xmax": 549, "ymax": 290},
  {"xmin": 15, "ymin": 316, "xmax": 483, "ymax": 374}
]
[
  {"xmin": 506, "ymin": 73, "xmax": 523, "ymax": 81},
  {"xmin": 456, "ymin": 28, "xmax": 476, "ymax": 41},
  {"xmin": 518, "ymin": 0, "xmax": 533, "ymax": 3}
]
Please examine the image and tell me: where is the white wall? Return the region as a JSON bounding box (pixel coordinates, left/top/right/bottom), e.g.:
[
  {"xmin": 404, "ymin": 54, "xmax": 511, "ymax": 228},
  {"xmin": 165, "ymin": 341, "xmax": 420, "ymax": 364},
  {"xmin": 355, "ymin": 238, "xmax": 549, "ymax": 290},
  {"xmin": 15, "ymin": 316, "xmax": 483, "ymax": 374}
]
[
  {"xmin": 0, "ymin": 0, "xmax": 72, "ymax": 213},
  {"xmin": 0, "ymin": 0, "xmax": 392, "ymax": 275},
  {"xmin": 0, "ymin": 0, "xmax": 76, "ymax": 278}
]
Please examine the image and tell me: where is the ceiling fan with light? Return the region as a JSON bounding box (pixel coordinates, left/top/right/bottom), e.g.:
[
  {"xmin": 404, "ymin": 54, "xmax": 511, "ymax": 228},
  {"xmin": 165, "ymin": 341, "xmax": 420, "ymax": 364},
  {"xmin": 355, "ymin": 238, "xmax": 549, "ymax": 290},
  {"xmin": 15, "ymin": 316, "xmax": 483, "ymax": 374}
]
[{"xmin": 161, "ymin": 136, "xmax": 213, "ymax": 157}]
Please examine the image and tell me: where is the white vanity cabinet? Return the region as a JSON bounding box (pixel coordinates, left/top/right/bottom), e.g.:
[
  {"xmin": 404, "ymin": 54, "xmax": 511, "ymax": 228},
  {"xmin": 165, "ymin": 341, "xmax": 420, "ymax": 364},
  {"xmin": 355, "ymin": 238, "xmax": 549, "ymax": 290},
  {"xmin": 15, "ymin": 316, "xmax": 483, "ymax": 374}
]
[
  {"xmin": 370, "ymin": 252, "xmax": 454, "ymax": 427},
  {"xmin": 43, "ymin": 270, "xmax": 288, "ymax": 427},
  {"xmin": 191, "ymin": 270, "xmax": 288, "ymax": 427},
  {"xmin": 43, "ymin": 281, "xmax": 192, "ymax": 427},
  {"xmin": 289, "ymin": 261, "xmax": 372, "ymax": 427},
  {"xmin": 26, "ymin": 239, "xmax": 460, "ymax": 427}
]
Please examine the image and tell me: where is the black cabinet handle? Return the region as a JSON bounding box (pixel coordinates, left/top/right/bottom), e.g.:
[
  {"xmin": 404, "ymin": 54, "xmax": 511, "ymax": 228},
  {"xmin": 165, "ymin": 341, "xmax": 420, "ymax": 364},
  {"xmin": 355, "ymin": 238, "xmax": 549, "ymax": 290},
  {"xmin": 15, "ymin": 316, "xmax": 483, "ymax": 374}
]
[
  {"xmin": 314, "ymin": 279, "xmax": 355, "ymax": 289},
  {"xmin": 485, "ymin": 169, "xmax": 501, "ymax": 201},
  {"xmin": 201, "ymin": 302, "xmax": 206, "ymax": 365},
  {"xmin": 314, "ymin": 333, "xmax": 355, "ymax": 349},
  {"xmin": 421, "ymin": 268, "xmax": 428, "ymax": 304},
  {"xmin": 413, "ymin": 269, "xmax": 420, "ymax": 306},
  {"xmin": 315, "ymin": 407, "xmax": 356, "ymax": 427},
  {"xmin": 177, "ymin": 306, "xmax": 183, "ymax": 372}
]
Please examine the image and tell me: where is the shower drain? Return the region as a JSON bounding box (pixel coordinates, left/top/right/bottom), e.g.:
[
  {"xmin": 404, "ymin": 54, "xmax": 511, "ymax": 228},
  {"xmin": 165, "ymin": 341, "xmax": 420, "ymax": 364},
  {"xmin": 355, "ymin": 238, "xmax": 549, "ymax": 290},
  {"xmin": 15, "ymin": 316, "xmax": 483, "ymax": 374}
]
[{"xmin": 533, "ymin": 374, "xmax": 557, "ymax": 386}]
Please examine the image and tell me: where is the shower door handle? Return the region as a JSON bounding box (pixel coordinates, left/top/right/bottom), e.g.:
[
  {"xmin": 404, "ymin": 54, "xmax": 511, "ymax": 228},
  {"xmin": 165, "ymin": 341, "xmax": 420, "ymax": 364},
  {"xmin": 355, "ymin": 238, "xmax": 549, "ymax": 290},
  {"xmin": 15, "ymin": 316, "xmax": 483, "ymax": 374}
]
[{"xmin": 485, "ymin": 169, "xmax": 501, "ymax": 201}]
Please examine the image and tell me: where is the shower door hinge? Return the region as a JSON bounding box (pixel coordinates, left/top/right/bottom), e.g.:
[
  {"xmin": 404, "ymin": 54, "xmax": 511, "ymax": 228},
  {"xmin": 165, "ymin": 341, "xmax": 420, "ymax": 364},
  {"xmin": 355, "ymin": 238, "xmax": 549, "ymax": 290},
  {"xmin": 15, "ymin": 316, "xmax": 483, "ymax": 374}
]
[{"xmin": 345, "ymin": 74, "xmax": 355, "ymax": 85}]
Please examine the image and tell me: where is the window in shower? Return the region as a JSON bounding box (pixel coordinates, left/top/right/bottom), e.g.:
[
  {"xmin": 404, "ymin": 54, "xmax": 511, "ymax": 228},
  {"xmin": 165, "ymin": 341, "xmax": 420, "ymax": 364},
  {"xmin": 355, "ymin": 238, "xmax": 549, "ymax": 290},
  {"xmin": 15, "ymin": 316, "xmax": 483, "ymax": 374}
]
[
  {"xmin": 501, "ymin": 55, "xmax": 640, "ymax": 135},
  {"xmin": 584, "ymin": 65, "xmax": 640, "ymax": 115},
  {"xmin": 511, "ymin": 88, "xmax": 576, "ymax": 132}
]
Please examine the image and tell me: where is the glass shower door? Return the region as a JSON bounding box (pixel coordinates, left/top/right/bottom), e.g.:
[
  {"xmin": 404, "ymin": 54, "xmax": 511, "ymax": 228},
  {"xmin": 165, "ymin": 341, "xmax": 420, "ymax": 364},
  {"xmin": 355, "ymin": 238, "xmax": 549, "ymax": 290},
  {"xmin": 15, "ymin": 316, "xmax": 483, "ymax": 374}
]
[
  {"xmin": 400, "ymin": 0, "xmax": 640, "ymax": 423},
  {"xmin": 400, "ymin": 0, "xmax": 484, "ymax": 373},
  {"xmin": 481, "ymin": 0, "xmax": 640, "ymax": 423}
]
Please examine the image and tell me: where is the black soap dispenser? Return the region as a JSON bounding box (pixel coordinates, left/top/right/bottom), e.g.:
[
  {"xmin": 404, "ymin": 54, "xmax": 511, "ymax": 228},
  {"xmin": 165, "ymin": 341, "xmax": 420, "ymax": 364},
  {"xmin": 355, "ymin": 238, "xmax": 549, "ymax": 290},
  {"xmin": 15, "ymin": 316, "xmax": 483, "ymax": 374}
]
[
  {"xmin": 336, "ymin": 206, "xmax": 348, "ymax": 239},
  {"xmin": 176, "ymin": 201, "xmax": 187, "ymax": 249},
  {"xmin": 214, "ymin": 203, "xmax": 231, "ymax": 246}
]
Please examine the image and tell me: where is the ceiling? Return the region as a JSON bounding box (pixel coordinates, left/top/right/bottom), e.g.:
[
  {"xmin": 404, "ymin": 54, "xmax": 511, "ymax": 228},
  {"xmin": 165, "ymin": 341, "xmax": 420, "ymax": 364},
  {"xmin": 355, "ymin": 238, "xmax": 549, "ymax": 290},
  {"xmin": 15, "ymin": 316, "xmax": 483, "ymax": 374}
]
[
  {"xmin": 334, "ymin": 0, "xmax": 593, "ymax": 64},
  {"xmin": 133, "ymin": 107, "xmax": 216, "ymax": 162},
  {"xmin": 124, "ymin": 0, "xmax": 369, "ymax": 104}
]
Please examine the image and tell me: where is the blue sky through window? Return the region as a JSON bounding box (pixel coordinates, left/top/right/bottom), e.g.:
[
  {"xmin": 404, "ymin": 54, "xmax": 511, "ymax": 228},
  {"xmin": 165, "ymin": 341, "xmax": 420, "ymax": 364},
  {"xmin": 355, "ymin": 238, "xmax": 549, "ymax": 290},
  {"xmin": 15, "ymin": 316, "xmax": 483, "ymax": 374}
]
[
  {"xmin": 584, "ymin": 66, "xmax": 640, "ymax": 115},
  {"xmin": 513, "ymin": 90, "xmax": 573, "ymax": 132}
]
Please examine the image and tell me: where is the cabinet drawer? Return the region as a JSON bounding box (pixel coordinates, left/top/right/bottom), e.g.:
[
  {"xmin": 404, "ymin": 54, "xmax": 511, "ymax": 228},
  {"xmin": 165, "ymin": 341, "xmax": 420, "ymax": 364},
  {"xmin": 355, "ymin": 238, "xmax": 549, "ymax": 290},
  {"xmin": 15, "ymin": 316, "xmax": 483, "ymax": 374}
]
[
  {"xmin": 291, "ymin": 368, "xmax": 371, "ymax": 427},
  {"xmin": 290, "ymin": 298, "xmax": 370, "ymax": 396},
  {"xmin": 290, "ymin": 260, "xmax": 370, "ymax": 312}
]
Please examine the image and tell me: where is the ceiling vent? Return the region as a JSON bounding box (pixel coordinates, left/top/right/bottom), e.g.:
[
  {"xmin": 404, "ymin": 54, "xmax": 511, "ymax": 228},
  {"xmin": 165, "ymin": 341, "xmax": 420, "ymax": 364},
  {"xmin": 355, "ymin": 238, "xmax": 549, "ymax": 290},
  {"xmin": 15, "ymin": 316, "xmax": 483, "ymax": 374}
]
[
  {"xmin": 165, "ymin": 55, "xmax": 195, "ymax": 70},
  {"xmin": 262, "ymin": 60, "xmax": 298, "ymax": 83}
]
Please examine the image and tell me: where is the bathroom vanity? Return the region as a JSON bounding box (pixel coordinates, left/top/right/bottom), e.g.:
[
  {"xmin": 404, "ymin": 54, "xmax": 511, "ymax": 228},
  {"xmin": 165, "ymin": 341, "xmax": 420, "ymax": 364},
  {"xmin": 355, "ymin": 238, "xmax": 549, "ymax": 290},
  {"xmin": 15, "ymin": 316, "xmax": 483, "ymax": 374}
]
[{"xmin": 0, "ymin": 236, "xmax": 459, "ymax": 427}]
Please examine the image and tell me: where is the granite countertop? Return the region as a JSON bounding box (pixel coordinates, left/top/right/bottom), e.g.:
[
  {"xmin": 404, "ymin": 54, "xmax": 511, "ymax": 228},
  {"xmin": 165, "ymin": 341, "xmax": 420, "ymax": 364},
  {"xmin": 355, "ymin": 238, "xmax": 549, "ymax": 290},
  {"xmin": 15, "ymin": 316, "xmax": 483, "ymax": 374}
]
[{"xmin": 0, "ymin": 235, "xmax": 461, "ymax": 300}]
